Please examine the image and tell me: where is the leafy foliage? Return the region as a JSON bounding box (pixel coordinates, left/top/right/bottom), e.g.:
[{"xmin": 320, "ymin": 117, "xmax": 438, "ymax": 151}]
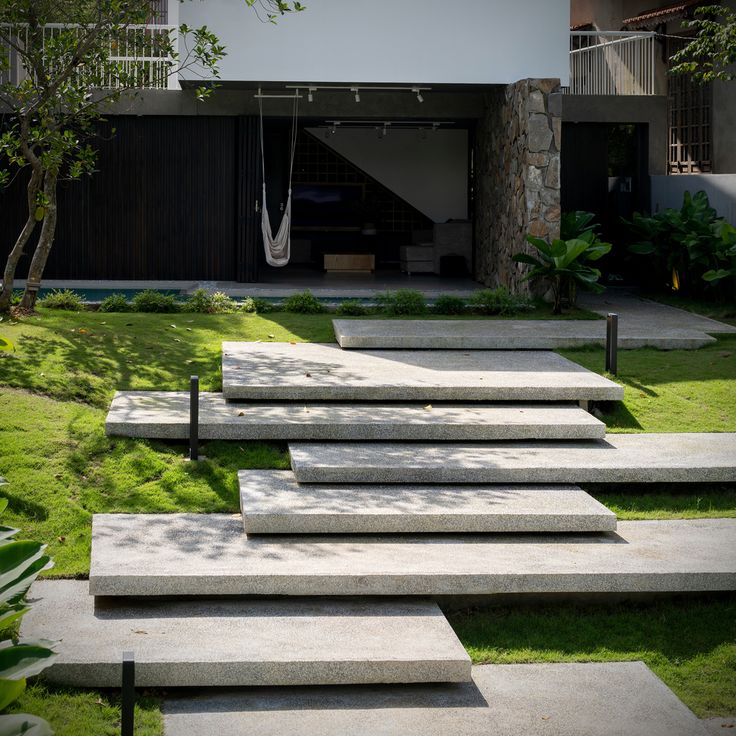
[
  {"xmin": 98, "ymin": 293, "xmax": 131, "ymax": 313},
  {"xmin": 561, "ymin": 210, "xmax": 600, "ymax": 241},
  {"xmin": 38, "ymin": 289, "xmax": 84, "ymax": 311},
  {"xmin": 375, "ymin": 290, "xmax": 427, "ymax": 315},
  {"xmin": 240, "ymin": 296, "xmax": 274, "ymax": 314},
  {"xmin": 182, "ymin": 289, "xmax": 238, "ymax": 314},
  {"xmin": 0, "ymin": 338, "xmax": 14, "ymax": 353},
  {"xmin": 0, "ymin": 498, "xmax": 55, "ymax": 736},
  {"xmin": 669, "ymin": 4, "xmax": 736, "ymax": 83},
  {"xmin": 335, "ymin": 299, "xmax": 368, "ymax": 316},
  {"xmin": 514, "ymin": 230, "xmax": 612, "ymax": 314},
  {"xmin": 625, "ymin": 191, "xmax": 736, "ymax": 295},
  {"xmin": 283, "ymin": 290, "xmax": 324, "ymax": 314},
  {"xmin": 432, "ymin": 295, "xmax": 467, "ymax": 315},
  {"xmin": 469, "ymin": 287, "xmax": 529, "ymax": 316},
  {"xmin": 131, "ymin": 290, "xmax": 180, "ymax": 314}
]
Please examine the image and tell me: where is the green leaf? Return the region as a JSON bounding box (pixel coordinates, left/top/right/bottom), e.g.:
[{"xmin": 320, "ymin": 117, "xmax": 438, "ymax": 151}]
[
  {"xmin": 0, "ymin": 679, "xmax": 25, "ymax": 712},
  {"xmin": 0, "ymin": 501, "xmax": 8, "ymax": 516},
  {"xmin": 0, "ymin": 640, "xmax": 58, "ymax": 682},
  {"xmin": 0, "ymin": 338, "xmax": 14, "ymax": 353},
  {"xmin": 0, "ymin": 543, "xmax": 49, "ymax": 593},
  {"xmin": 702, "ymin": 268, "xmax": 732, "ymax": 282},
  {"xmin": 512, "ymin": 253, "xmax": 543, "ymax": 267},
  {"xmin": 0, "ymin": 605, "xmax": 30, "ymax": 632},
  {"xmin": 0, "ymin": 713, "xmax": 54, "ymax": 736},
  {"xmin": 629, "ymin": 242, "xmax": 656, "ymax": 255}
]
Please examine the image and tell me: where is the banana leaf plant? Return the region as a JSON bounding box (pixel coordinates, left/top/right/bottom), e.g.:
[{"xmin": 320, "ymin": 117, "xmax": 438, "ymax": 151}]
[
  {"xmin": 514, "ymin": 230, "xmax": 612, "ymax": 314},
  {"xmin": 0, "ymin": 498, "xmax": 56, "ymax": 736}
]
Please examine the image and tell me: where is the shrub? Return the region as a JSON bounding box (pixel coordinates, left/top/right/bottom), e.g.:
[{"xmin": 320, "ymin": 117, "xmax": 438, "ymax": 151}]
[
  {"xmin": 241, "ymin": 296, "xmax": 275, "ymax": 314},
  {"xmin": 98, "ymin": 293, "xmax": 131, "ymax": 312},
  {"xmin": 132, "ymin": 289, "xmax": 180, "ymax": 313},
  {"xmin": 433, "ymin": 295, "xmax": 467, "ymax": 315},
  {"xmin": 469, "ymin": 287, "xmax": 519, "ymax": 316},
  {"xmin": 375, "ymin": 289, "xmax": 427, "ymax": 315},
  {"xmin": 283, "ymin": 290, "xmax": 325, "ymax": 314},
  {"xmin": 183, "ymin": 289, "xmax": 238, "ymax": 314},
  {"xmin": 39, "ymin": 288, "xmax": 85, "ymax": 311},
  {"xmin": 336, "ymin": 299, "xmax": 368, "ymax": 316}
]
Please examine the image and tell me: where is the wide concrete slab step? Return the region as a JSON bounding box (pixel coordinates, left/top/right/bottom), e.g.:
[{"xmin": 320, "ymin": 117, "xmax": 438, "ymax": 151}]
[
  {"xmin": 332, "ymin": 319, "xmax": 717, "ymax": 350},
  {"xmin": 163, "ymin": 662, "xmax": 709, "ymax": 736},
  {"xmin": 89, "ymin": 515, "xmax": 736, "ymax": 597},
  {"xmin": 221, "ymin": 342, "xmax": 623, "ymax": 402},
  {"xmin": 239, "ymin": 470, "xmax": 617, "ymax": 534},
  {"xmin": 106, "ymin": 393, "xmax": 606, "ymax": 441},
  {"xmin": 22, "ymin": 581, "xmax": 470, "ymax": 688},
  {"xmin": 289, "ymin": 433, "xmax": 736, "ymax": 484}
]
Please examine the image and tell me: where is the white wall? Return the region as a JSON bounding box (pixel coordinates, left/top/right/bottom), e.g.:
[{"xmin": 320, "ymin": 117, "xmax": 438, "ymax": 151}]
[
  {"xmin": 651, "ymin": 175, "xmax": 736, "ymax": 225},
  {"xmin": 308, "ymin": 128, "xmax": 468, "ymax": 223},
  {"xmin": 179, "ymin": 0, "xmax": 570, "ymax": 85}
]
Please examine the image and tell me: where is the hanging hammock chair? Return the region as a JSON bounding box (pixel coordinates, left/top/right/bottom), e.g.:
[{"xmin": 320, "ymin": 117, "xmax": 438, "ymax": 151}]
[{"xmin": 259, "ymin": 91, "xmax": 299, "ymax": 268}]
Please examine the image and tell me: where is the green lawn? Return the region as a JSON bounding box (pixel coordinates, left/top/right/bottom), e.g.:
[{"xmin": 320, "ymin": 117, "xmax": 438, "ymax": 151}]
[
  {"xmin": 1, "ymin": 307, "xmax": 735, "ymax": 727},
  {"xmin": 449, "ymin": 595, "xmax": 736, "ymax": 718}
]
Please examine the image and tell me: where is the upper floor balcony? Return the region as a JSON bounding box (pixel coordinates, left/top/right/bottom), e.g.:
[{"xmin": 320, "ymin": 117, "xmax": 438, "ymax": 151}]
[{"xmin": 565, "ymin": 31, "xmax": 659, "ymax": 96}]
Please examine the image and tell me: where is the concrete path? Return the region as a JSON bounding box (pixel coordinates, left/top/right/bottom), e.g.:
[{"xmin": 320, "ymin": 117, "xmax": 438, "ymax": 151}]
[
  {"xmin": 239, "ymin": 470, "xmax": 617, "ymax": 534},
  {"xmin": 221, "ymin": 342, "xmax": 623, "ymax": 401},
  {"xmin": 289, "ymin": 434, "xmax": 736, "ymax": 484},
  {"xmin": 162, "ymin": 662, "xmax": 708, "ymax": 736},
  {"xmin": 106, "ymin": 393, "xmax": 606, "ymax": 441},
  {"xmin": 22, "ymin": 581, "xmax": 470, "ymax": 687},
  {"xmin": 89, "ymin": 515, "xmax": 736, "ymax": 597}
]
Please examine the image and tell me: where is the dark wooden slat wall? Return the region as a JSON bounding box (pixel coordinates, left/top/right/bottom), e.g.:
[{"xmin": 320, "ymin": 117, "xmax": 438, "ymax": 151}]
[{"xmin": 0, "ymin": 115, "xmax": 245, "ymax": 281}]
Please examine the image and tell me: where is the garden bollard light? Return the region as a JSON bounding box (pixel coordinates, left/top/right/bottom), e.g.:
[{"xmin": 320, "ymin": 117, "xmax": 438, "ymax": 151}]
[
  {"xmin": 190, "ymin": 375, "xmax": 199, "ymax": 461},
  {"xmin": 121, "ymin": 651, "xmax": 135, "ymax": 736},
  {"xmin": 606, "ymin": 313, "xmax": 618, "ymax": 375}
]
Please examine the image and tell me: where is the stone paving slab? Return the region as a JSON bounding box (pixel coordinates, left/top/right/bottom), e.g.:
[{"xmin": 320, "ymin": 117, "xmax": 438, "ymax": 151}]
[
  {"xmin": 89, "ymin": 515, "xmax": 736, "ymax": 597},
  {"xmin": 22, "ymin": 581, "xmax": 470, "ymax": 688},
  {"xmin": 163, "ymin": 662, "xmax": 708, "ymax": 736},
  {"xmin": 239, "ymin": 470, "xmax": 616, "ymax": 534},
  {"xmin": 221, "ymin": 342, "xmax": 624, "ymax": 402},
  {"xmin": 106, "ymin": 392, "xmax": 606, "ymax": 441},
  {"xmin": 289, "ymin": 434, "xmax": 736, "ymax": 484},
  {"xmin": 332, "ymin": 319, "xmax": 717, "ymax": 350}
]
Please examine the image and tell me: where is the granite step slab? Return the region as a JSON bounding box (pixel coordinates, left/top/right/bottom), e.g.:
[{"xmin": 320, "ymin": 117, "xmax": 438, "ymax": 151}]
[
  {"xmin": 163, "ymin": 662, "xmax": 709, "ymax": 736},
  {"xmin": 21, "ymin": 581, "xmax": 470, "ymax": 688},
  {"xmin": 105, "ymin": 393, "xmax": 605, "ymax": 441},
  {"xmin": 332, "ymin": 319, "xmax": 717, "ymax": 350},
  {"xmin": 289, "ymin": 433, "xmax": 736, "ymax": 484},
  {"xmin": 88, "ymin": 515, "xmax": 736, "ymax": 597},
  {"xmin": 239, "ymin": 470, "xmax": 617, "ymax": 534},
  {"xmin": 221, "ymin": 342, "xmax": 624, "ymax": 402}
]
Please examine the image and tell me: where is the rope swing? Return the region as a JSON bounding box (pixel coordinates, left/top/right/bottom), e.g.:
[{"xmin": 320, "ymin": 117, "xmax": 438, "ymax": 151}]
[{"xmin": 258, "ymin": 90, "xmax": 299, "ymax": 267}]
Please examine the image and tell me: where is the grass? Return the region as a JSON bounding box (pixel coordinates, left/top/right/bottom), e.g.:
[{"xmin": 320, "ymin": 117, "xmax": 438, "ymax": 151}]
[
  {"xmin": 0, "ymin": 307, "xmax": 735, "ymax": 724},
  {"xmin": 448, "ymin": 595, "xmax": 736, "ymax": 718},
  {"xmin": 645, "ymin": 292, "xmax": 736, "ymax": 327}
]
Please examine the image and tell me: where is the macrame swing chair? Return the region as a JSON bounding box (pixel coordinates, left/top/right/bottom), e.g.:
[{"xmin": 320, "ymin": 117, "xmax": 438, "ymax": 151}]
[{"xmin": 258, "ymin": 90, "xmax": 299, "ymax": 267}]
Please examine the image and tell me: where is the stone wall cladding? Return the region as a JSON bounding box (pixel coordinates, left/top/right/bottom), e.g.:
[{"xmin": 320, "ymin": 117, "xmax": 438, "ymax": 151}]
[{"xmin": 474, "ymin": 79, "xmax": 562, "ymax": 295}]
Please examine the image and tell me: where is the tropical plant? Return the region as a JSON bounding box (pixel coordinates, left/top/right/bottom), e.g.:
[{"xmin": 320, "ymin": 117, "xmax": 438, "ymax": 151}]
[
  {"xmin": 432, "ymin": 295, "xmax": 467, "ymax": 315},
  {"xmin": 182, "ymin": 289, "xmax": 238, "ymax": 314},
  {"xmin": 514, "ymin": 232, "xmax": 612, "ymax": 314},
  {"xmin": 335, "ymin": 299, "xmax": 368, "ymax": 316},
  {"xmin": 0, "ymin": 498, "xmax": 56, "ymax": 736},
  {"xmin": 98, "ymin": 293, "xmax": 131, "ymax": 313},
  {"xmin": 240, "ymin": 296, "xmax": 274, "ymax": 314},
  {"xmin": 561, "ymin": 211, "xmax": 600, "ymax": 241},
  {"xmin": 131, "ymin": 290, "xmax": 180, "ymax": 314},
  {"xmin": 626, "ymin": 191, "xmax": 736, "ymax": 294},
  {"xmin": 38, "ymin": 289, "xmax": 84, "ymax": 311},
  {"xmin": 469, "ymin": 287, "xmax": 528, "ymax": 316}
]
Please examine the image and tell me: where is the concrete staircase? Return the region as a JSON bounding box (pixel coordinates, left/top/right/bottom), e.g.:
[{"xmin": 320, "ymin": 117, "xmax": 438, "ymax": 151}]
[{"xmin": 23, "ymin": 327, "xmax": 736, "ymax": 730}]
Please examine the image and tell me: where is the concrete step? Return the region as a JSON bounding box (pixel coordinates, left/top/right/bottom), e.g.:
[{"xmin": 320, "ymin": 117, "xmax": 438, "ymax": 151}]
[
  {"xmin": 332, "ymin": 319, "xmax": 717, "ymax": 350},
  {"xmin": 163, "ymin": 662, "xmax": 709, "ymax": 736},
  {"xmin": 239, "ymin": 470, "xmax": 617, "ymax": 534},
  {"xmin": 221, "ymin": 342, "xmax": 623, "ymax": 402},
  {"xmin": 106, "ymin": 393, "xmax": 606, "ymax": 441},
  {"xmin": 289, "ymin": 434, "xmax": 736, "ymax": 484},
  {"xmin": 22, "ymin": 581, "xmax": 470, "ymax": 688},
  {"xmin": 88, "ymin": 514, "xmax": 736, "ymax": 597}
]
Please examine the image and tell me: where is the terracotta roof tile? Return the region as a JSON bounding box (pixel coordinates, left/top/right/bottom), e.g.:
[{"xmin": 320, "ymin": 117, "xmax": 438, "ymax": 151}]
[{"xmin": 623, "ymin": 0, "xmax": 706, "ymax": 29}]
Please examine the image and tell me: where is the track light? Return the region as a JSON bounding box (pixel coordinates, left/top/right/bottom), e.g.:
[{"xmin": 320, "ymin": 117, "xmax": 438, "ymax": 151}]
[
  {"xmin": 413, "ymin": 87, "xmax": 424, "ymax": 103},
  {"xmin": 351, "ymin": 87, "xmax": 360, "ymax": 103}
]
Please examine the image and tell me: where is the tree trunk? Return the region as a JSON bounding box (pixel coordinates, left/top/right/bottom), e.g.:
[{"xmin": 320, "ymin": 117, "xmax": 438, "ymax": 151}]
[
  {"xmin": 20, "ymin": 170, "xmax": 58, "ymax": 312},
  {"xmin": 0, "ymin": 169, "xmax": 42, "ymax": 313}
]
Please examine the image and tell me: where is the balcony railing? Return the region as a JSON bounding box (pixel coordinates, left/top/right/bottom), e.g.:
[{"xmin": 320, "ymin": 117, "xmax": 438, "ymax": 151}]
[
  {"xmin": 1, "ymin": 23, "xmax": 179, "ymax": 91},
  {"xmin": 565, "ymin": 31, "xmax": 657, "ymax": 96}
]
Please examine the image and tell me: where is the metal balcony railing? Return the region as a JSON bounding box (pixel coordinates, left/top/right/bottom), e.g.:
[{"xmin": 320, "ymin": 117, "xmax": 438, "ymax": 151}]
[
  {"xmin": 0, "ymin": 23, "xmax": 179, "ymax": 91},
  {"xmin": 565, "ymin": 31, "xmax": 658, "ymax": 96}
]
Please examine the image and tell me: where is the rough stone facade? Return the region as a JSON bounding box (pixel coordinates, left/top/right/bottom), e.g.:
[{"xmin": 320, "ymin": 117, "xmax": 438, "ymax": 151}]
[{"xmin": 474, "ymin": 79, "xmax": 562, "ymax": 295}]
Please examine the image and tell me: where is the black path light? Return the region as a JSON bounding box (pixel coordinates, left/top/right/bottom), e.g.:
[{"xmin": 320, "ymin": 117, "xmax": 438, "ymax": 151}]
[
  {"xmin": 121, "ymin": 651, "xmax": 135, "ymax": 736},
  {"xmin": 190, "ymin": 375, "xmax": 199, "ymax": 461},
  {"xmin": 606, "ymin": 313, "xmax": 619, "ymax": 375}
]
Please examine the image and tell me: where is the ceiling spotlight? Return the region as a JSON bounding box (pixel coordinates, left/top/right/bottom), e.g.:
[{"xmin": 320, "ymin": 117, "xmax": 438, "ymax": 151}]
[
  {"xmin": 351, "ymin": 87, "xmax": 360, "ymax": 103},
  {"xmin": 330, "ymin": 123, "xmax": 338, "ymax": 135},
  {"xmin": 413, "ymin": 87, "xmax": 424, "ymax": 103}
]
